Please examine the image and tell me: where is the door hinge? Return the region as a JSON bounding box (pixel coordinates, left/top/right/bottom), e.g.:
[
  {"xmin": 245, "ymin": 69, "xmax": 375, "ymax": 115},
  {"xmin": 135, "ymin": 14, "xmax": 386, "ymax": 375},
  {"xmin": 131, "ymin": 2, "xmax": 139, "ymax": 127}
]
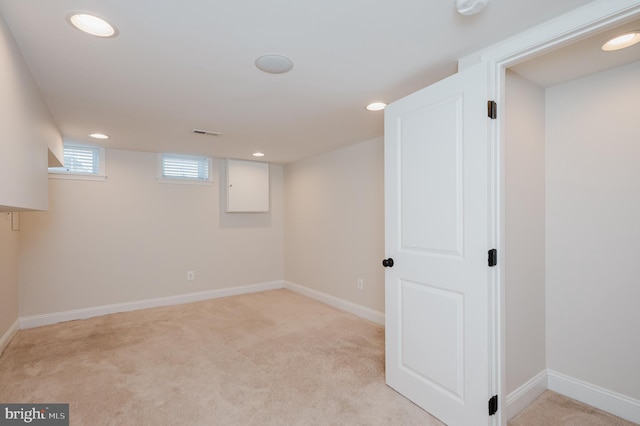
[
  {"xmin": 488, "ymin": 395, "xmax": 498, "ymax": 416},
  {"xmin": 488, "ymin": 100, "xmax": 497, "ymax": 119},
  {"xmin": 488, "ymin": 249, "xmax": 497, "ymax": 267}
]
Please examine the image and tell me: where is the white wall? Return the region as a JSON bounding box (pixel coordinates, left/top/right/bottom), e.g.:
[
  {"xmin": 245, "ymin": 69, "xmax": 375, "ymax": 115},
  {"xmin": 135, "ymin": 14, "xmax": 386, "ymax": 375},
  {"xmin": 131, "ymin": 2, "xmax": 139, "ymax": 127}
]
[
  {"xmin": 545, "ymin": 60, "xmax": 640, "ymax": 400},
  {"xmin": 0, "ymin": 13, "xmax": 62, "ymax": 212},
  {"xmin": 284, "ymin": 137, "xmax": 385, "ymax": 313},
  {"xmin": 504, "ymin": 71, "xmax": 547, "ymax": 395},
  {"xmin": 19, "ymin": 149, "xmax": 283, "ymax": 317}
]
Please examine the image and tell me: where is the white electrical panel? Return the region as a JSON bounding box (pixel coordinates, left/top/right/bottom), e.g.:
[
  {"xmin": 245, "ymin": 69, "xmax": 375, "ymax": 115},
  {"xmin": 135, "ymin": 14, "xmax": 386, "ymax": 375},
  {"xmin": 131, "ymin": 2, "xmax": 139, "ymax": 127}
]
[{"xmin": 226, "ymin": 159, "xmax": 269, "ymax": 212}]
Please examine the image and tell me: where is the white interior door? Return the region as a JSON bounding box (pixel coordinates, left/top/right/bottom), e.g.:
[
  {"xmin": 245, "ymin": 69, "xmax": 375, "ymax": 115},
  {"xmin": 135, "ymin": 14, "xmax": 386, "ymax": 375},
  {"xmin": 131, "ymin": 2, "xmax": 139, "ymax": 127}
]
[{"xmin": 384, "ymin": 61, "xmax": 497, "ymax": 425}]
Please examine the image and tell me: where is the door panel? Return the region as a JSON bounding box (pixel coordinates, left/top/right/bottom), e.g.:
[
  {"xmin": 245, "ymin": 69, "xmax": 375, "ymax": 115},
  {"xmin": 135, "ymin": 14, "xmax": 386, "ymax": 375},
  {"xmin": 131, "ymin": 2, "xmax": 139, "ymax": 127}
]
[
  {"xmin": 400, "ymin": 95, "xmax": 463, "ymax": 257},
  {"xmin": 400, "ymin": 280, "xmax": 464, "ymax": 400},
  {"xmin": 385, "ymin": 61, "xmax": 495, "ymax": 426}
]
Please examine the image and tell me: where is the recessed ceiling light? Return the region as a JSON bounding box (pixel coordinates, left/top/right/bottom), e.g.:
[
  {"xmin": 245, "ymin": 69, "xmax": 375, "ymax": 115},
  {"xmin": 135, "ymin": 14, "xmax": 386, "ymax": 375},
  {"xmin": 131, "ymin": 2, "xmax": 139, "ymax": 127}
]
[
  {"xmin": 89, "ymin": 133, "xmax": 109, "ymax": 139},
  {"xmin": 255, "ymin": 54, "xmax": 294, "ymax": 74},
  {"xmin": 67, "ymin": 12, "xmax": 118, "ymax": 38},
  {"xmin": 602, "ymin": 31, "xmax": 640, "ymax": 51},
  {"xmin": 366, "ymin": 102, "xmax": 387, "ymax": 111},
  {"xmin": 252, "ymin": 152, "xmax": 265, "ymax": 157}
]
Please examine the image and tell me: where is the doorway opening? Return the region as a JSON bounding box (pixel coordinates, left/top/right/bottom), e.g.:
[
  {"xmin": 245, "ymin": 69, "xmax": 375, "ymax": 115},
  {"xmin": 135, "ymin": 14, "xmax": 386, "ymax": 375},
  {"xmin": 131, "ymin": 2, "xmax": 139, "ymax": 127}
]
[{"xmin": 502, "ymin": 17, "xmax": 640, "ymax": 423}]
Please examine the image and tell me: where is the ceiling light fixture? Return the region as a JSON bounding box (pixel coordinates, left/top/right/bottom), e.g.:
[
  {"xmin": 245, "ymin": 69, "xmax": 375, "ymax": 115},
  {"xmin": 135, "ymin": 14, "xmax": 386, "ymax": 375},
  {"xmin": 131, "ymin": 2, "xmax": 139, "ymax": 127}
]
[
  {"xmin": 89, "ymin": 133, "xmax": 109, "ymax": 139},
  {"xmin": 67, "ymin": 12, "xmax": 118, "ymax": 38},
  {"xmin": 602, "ymin": 31, "xmax": 640, "ymax": 51},
  {"xmin": 455, "ymin": 0, "xmax": 489, "ymax": 16},
  {"xmin": 255, "ymin": 54, "xmax": 294, "ymax": 74},
  {"xmin": 366, "ymin": 102, "xmax": 387, "ymax": 111},
  {"xmin": 252, "ymin": 152, "xmax": 265, "ymax": 157}
]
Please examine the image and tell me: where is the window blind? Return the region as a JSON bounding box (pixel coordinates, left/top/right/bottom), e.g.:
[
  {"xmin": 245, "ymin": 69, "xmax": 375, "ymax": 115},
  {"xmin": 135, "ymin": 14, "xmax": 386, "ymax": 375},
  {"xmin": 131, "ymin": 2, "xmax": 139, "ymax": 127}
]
[
  {"xmin": 161, "ymin": 153, "xmax": 209, "ymax": 180},
  {"xmin": 49, "ymin": 144, "xmax": 101, "ymax": 174}
]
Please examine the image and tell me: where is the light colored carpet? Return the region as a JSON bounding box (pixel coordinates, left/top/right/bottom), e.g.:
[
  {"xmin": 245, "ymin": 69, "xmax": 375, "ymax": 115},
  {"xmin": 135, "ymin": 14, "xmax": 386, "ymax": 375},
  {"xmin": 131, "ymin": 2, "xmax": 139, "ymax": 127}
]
[
  {"xmin": 0, "ymin": 289, "xmax": 635, "ymax": 425},
  {"xmin": 0, "ymin": 289, "xmax": 441, "ymax": 425}
]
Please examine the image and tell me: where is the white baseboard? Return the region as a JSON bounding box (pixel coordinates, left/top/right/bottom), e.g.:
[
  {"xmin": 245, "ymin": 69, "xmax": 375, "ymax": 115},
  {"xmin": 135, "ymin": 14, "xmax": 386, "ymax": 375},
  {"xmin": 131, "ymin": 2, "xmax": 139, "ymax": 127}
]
[
  {"xmin": 283, "ymin": 281, "xmax": 385, "ymax": 325},
  {"xmin": 19, "ymin": 281, "xmax": 284, "ymax": 329},
  {"xmin": 0, "ymin": 319, "xmax": 19, "ymax": 356},
  {"xmin": 18, "ymin": 281, "xmax": 383, "ymax": 330},
  {"xmin": 506, "ymin": 370, "xmax": 548, "ymax": 420},
  {"xmin": 547, "ymin": 370, "xmax": 640, "ymax": 424},
  {"xmin": 507, "ymin": 370, "xmax": 640, "ymax": 424}
]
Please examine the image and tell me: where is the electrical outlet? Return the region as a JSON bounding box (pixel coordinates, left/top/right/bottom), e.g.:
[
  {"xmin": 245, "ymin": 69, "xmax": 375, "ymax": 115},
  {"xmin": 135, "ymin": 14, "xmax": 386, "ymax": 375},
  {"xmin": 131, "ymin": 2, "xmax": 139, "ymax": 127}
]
[
  {"xmin": 187, "ymin": 271, "xmax": 195, "ymax": 281},
  {"xmin": 357, "ymin": 278, "xmax": 364, "ymax": 290}
]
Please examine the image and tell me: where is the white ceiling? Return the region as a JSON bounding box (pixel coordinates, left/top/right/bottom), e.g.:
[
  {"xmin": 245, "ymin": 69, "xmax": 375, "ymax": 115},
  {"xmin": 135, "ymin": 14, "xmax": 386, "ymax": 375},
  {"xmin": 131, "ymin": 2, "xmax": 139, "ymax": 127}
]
[
  {"xmin": 511, "ymin": 17, "xmax": 640, "ymax": 87},
  {"xmin": 0, "ymin": 0, "xmax": 602, "ymax": 164}
]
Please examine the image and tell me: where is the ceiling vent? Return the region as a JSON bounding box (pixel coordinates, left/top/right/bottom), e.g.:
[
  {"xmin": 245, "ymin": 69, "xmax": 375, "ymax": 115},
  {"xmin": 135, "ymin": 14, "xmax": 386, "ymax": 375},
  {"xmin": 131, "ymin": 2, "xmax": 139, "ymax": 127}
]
[{"xmin": 192, "ymin": 129, "xmax": 223, "ymax": 137}]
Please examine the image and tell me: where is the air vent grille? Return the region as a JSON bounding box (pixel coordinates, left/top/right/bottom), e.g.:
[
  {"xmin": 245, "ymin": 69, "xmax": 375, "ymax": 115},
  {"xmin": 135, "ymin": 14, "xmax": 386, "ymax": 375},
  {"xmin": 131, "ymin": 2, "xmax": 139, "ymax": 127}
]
[{"xmin": 192, "ymin": 129, "xmax": 223, "ymax": 137}]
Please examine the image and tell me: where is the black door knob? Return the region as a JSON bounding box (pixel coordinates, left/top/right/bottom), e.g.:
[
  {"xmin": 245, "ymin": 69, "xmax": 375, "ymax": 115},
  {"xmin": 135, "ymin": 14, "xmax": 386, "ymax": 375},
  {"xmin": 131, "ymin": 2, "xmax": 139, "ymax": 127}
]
[{"xmin": 382, "ymin": 258, "xmax": 394, "ymax": 268}]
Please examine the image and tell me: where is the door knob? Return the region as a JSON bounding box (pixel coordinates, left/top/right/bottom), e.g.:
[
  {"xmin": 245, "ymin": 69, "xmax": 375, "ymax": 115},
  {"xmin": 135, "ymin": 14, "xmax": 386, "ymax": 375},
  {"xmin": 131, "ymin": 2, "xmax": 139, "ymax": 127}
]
[{"xmin": 382, "ymin": 258, "xmax": 394, "ymax": 268}]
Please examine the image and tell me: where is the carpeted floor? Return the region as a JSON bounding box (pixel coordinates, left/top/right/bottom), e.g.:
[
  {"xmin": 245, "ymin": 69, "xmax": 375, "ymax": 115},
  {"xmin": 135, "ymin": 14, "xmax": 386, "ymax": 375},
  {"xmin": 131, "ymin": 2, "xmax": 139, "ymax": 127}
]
[
  {"xmin": 0, "ymin": 289, "xmax": 635, "ymax": 425},
  {"xmin": 0, "ymin": 290, "xmax": 441, "ymax": 425}
]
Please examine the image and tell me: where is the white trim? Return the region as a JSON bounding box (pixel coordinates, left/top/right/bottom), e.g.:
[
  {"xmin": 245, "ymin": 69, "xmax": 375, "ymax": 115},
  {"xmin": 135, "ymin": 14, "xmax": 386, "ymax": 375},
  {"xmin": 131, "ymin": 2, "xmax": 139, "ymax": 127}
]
[
  {"xmin": 156, "ymin": 178, "xmax": 213, "ymax": 186},
  {"xmin": 459, "ymin": 0, "xmax": 640, "ymax": 69},
  {"xmin": 506, "ymin": 370, "xmax": 640, "ymax": 423},
  {"xmin": 0, "ymin": 319, "xmax": 19, "ymax": 356},
  {"xmin": 283, "ymin": 281, "xmax": 385, "ymax": 326},
  {"xmin": 48, "ymin": 173, "xmax": 107, "ymax": 181},
  {"xmin": 17, "ymin": 281, "xmax": 385, "ymax": 331},
  {"xmin": 547, "ymin": 370, "xmax": 640, "ymax": 424},
  {"xmin": 19, "ymin": 281, "xmax": 284, "ymax": 329},
  {"xmin": 506, "ymin": 370, "xmax": 548, "ymax": 420}
]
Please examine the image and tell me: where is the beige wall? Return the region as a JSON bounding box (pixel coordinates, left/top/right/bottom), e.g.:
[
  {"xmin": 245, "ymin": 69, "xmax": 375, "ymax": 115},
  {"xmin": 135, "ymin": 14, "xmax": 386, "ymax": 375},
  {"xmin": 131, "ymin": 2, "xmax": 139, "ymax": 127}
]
[
  {"xmin": 0, "ymin": 214, "xmax": 19, "ymax": 342},
  {"xmin": 504, "ymin": 71, "xmax": 547, "ymax": 394},
  {"xmin": 545, "ymin": 61, "xmax": 640, "ymax": 399},
  {"xmin": 0, "ymin": 11, "xmax": 61, "ymax": 343},
  {"xmin": 0, "ymin": 13, "xmax": 61, "ymax": 212},
  {"xmin": 19, "ymin": 150, "xmax": 283, "ymax": 317},
  {"xmin": 505, "ymin": 62, "xmax": 640, "ymax": 404},
  {"xmin": 284, "ymin": 137, "xmax": 385, "ymax": 313}
]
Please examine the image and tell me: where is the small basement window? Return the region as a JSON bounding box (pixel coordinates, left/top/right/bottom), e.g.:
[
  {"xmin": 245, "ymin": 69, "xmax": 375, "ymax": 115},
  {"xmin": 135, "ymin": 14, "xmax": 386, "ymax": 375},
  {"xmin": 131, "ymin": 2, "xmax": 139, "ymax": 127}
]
[
  {"xmin": 48, "ymin": 143, "xmax": 106, "ymax": 180},
  {"xmin": 158, "ymin": 153, "xmax": 212, "ymax": 184}
]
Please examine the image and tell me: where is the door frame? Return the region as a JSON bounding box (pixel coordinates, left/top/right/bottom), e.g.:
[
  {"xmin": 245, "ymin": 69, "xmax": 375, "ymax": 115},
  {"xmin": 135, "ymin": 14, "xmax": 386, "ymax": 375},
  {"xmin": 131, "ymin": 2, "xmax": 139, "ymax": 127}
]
[{"xmin": 458, "ymin": 0, "xmax": 640, "ymax": 424}]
